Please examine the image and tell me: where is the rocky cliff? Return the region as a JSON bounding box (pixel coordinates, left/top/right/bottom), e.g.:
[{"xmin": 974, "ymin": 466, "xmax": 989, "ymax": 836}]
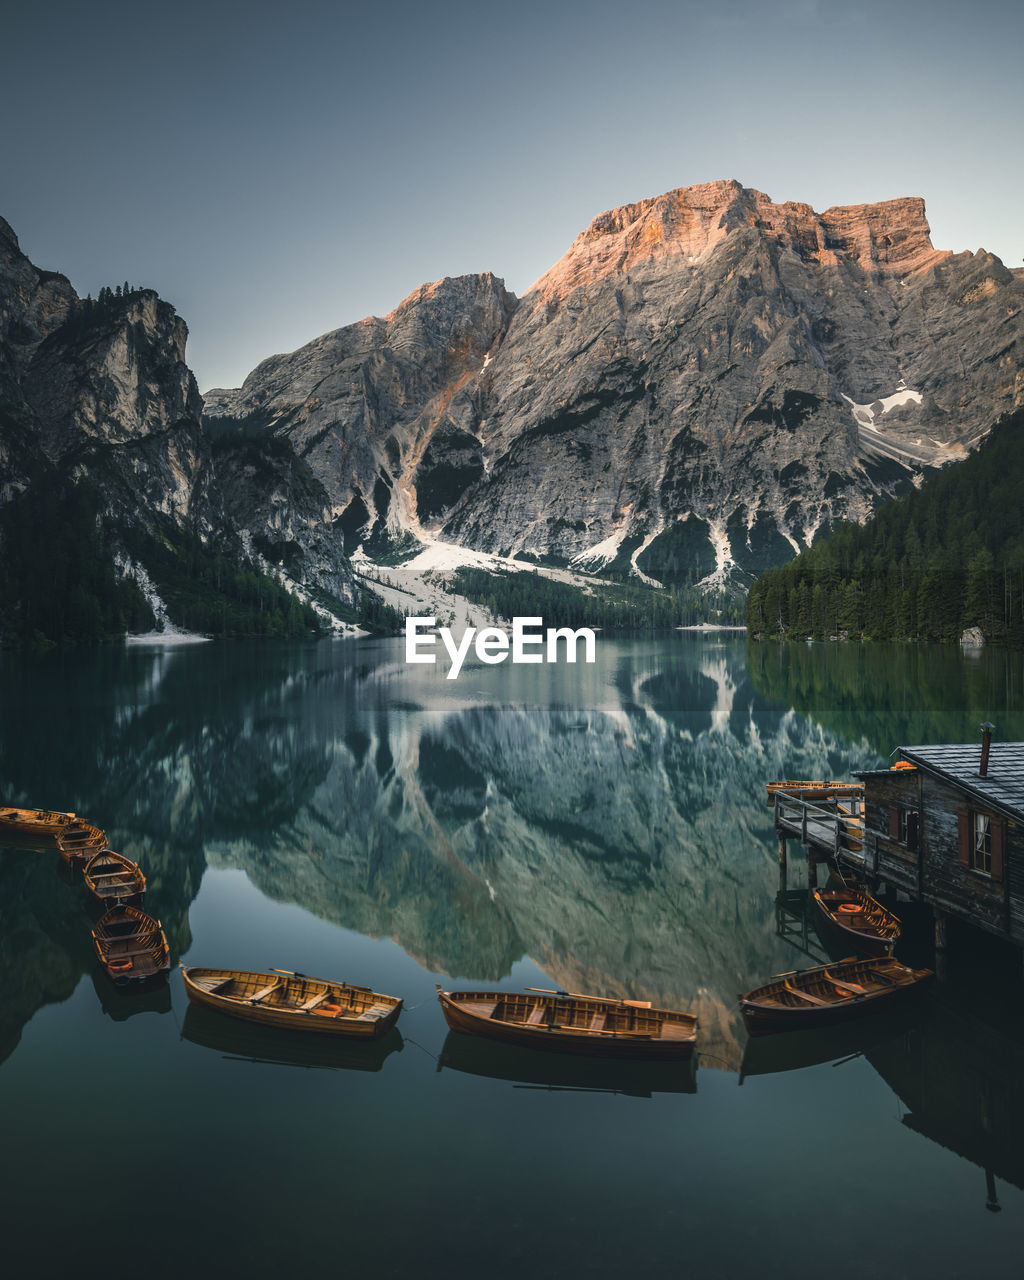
[
  {"xmin": 1, "ymin": 217, "xmax": 209, "ymax": 516},
  {"xmin": 207, "ymin": 180, "xmax": 1024, "ymax": 587},
  {"xmin": 204, "ymin": 272, "xmax": 517, "ymax": 557},
  {"xmin": 0, "ymin": 218, "xmax": 360, "ymax": 637}
]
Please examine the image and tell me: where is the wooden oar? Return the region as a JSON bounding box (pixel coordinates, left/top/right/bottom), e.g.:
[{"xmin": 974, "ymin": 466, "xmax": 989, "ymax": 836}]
[
  {"xmin": 526, "ymin": 986, "xmax": 650, "ymax": 1006},
  {"xmin": 769, "ymin": 956, "xmax": 859, "ymax": 980},
  {"xmin": 270, "ymin": 967, "xmax": 371, "ymax": 991}
]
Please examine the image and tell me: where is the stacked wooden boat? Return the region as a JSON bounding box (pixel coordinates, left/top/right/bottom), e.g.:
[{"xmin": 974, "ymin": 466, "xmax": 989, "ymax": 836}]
[
  {"xmin": 57, "ymin": 820, "xmax": 109, "ymax": 865},
  {"xmin": 1, "ymin": 802, "xmax": 172, "ymax": 990},
  {"xmin": 92, "ymin": 905, "xmax": 170, "ymax": 986},
  {"xmin": 83, "ymin": 849, "xmax": 146, "ymax": 907},
  {"xmin": 0, "ymin": 806, "xmax": 77, "ymax": 839},
  {"xmin": 764, "ymin": 780, "xmax": 863, "ymax": 806}
]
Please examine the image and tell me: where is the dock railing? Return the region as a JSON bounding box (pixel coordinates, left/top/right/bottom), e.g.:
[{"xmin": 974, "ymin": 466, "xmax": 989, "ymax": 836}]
[{"xmin": 772, "ymin": 789, "xmax": 865, "ymax": 857}]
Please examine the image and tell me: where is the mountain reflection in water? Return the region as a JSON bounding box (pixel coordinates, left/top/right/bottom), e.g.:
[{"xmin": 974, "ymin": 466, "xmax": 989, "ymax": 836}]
[
  {"xmin": 0, "ymin": 635, "xmax": 889, "ymax": 1068},
  {"xmin": 2, "ymin": 636, "xmax": 1024, "ymax": 1269},
  {"xmin": 4, "ymin": 637, "xmax": 1024, "ymax": 1069}
]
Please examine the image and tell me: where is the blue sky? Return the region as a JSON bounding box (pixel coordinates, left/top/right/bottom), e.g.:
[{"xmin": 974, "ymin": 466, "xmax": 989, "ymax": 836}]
[{"xmin": 3, "ymin": 0, "xmax": 1021, "ymax": 391}]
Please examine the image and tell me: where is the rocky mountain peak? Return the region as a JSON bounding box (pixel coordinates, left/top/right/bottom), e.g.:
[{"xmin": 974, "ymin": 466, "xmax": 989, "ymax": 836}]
[
  {"xmin": 0, "ymin": 215, "xmax": 21, "ymax": 251},
  {"xmin": 201, "ymin": 179, "xmax": 1023, "ymax": 595},
  {"xmin": 528, "ymin": 180, "xmax": 949, "ymax": 306},
  {"xmin": 817, "ymin": 195, "xmax": 946, "ymax": 275}
]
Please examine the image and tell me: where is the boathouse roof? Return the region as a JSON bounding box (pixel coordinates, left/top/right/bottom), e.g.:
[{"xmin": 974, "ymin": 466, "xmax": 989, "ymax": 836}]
[{"xmin": 858, "ymin": 743, "xmax": 1024, "ymax": 821}]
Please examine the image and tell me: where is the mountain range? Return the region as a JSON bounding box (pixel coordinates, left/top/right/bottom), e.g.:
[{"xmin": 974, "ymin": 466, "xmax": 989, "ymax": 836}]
[{"xmin": 2, "ymin": 179, "xmax": 1022, "ymax": 637}]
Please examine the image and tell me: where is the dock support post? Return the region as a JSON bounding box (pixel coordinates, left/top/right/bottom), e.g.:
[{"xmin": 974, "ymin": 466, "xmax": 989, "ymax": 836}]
[
  {"xmin": 807, "ymin": 854, "xmax": 819, "ymax": 888},
  {"xmin": 778, "ymin": 835, "xmax": 787, "ymax": 869},
  {"xmin": 934, "ymin": 910, "xmax": 949, "ymax": 979}
]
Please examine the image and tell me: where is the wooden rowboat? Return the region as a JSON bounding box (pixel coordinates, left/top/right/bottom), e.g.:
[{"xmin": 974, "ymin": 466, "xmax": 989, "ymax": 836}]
[
  {"xmin": 765, "ymin": 780, "xmax": 861, "ymax": 806},
  {"xmin": 436, "ymin": 986, "xmax": 698, "ymax": 1059},
  {"xmin": 0, "ymin": 805, "xmax": 76, "ymax": 840},
  {"xmin": 57, "ymin": 821, "xmax": 108, "ymax": 865},
  {"xmin": 739, "ymin": 956, "xmax": 932, "ymax": 1037},
  {"xmin": 92, "ymin": 905, "xmax": 170, "ymax": 985},
  {"xmin": 180, "ymin": 966, "xmax": 403, "ymax": 1039},
  {"xmin": 812, "ymin": 886, "xmax": 900, "ymax": 956},
  {"xmin": 83, "ymin": 849, "xmax": 146, "ymax": 907}
]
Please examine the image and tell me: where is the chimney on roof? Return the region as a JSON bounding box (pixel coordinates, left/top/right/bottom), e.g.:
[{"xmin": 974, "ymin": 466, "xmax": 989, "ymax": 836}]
[{"xmin": 980, "ymin": 722, "xmax": 995, "ymax": 777}]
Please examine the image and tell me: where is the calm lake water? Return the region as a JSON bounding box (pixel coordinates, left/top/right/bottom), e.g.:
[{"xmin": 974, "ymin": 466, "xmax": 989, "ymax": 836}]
[{"xmin": 2, "ymin": 635, "xmax": 1023, "ymax": 1278}]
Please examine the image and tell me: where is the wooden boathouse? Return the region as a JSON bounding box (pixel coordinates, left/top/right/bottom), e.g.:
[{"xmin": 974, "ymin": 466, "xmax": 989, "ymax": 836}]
[{"xmin": 770, "ymin": 730, "xmax": 1024, "ymax": 951}]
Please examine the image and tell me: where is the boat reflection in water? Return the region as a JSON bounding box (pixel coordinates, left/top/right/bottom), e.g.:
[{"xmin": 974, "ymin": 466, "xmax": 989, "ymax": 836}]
[
  {"xmin": 437, "ymin": 1030, "xmax": 697, "ymax": 1096},
  {"xmin": 738, "ymin": 1005, "xmax": 922, "ymax": 1083},
  {"xmin": 181, "ymin": 1004, "xmax": 404, "ymax": 1073},
  {"xmin": 92, "ymin": 970, "xmax": 173, "ymax": 1021}
]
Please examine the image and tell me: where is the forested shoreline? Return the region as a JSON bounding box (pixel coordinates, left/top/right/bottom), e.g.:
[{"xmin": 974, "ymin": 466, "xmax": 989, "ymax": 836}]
[
  {"xmin": 449, "ymin": 567, "xmax": 745, "ymax": 631},
  {"xmin": 746, "ymin": 409, "xmax": 1024, "ymax": 645}
]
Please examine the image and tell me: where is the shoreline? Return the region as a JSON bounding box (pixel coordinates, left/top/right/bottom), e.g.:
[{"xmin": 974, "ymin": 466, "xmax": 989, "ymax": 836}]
[{"xmin": 126, "ymin": 631, "xmax": 213, "ymax": 646}]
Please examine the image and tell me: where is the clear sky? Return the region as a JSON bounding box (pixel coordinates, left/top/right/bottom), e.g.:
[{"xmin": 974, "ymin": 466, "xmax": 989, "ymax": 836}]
[{"xmin": 2, "ymin": 0, "xmax": 1021, "ymax": 392}]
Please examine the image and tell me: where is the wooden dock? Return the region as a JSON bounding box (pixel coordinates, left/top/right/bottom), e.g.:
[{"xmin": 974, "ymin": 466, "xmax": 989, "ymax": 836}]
[
  {"xmin": 767, "ymin": 740, "xmax": 1024, "ymax": 958},
  {"xmin": 771, "ymin": 788, "xmax": 865, "ymax": 862}
]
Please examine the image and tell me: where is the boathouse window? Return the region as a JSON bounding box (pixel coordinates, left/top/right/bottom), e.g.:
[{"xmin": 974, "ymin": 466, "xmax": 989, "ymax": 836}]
[
  {"xmin": 887, "ymin": 804, "xmax": 920, "ymax": 852},
  {"xmin": 972, "ymin": 813, "xmax": 992, "ymax": 873},
  {"xmin": 957, "ymin": 808, "xmax": 1005, "ymax": 881}
]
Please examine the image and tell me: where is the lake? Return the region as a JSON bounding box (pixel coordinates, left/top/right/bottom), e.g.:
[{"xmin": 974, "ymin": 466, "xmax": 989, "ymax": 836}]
[{"xmin": 2, "ymin": 635, "xmax": 1023, "ymax": 1277}]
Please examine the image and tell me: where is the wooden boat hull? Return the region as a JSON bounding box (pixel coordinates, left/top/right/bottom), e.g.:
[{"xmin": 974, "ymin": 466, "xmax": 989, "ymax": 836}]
[
  {"xmin": 92, "ymin": 906, "xmax": 170, "ymax": 986},
  {"xmin": 83, "ymin": 849, "xmax": 146, "ymax": 907},
  {"xmin": 765, "ymin": 781, "xmax": 861, "ymax": 806},
  {"xmin": 57, "ymin": 820, "xmax": 108, "ymax": 865},
  {"xmin": 181, "ymin": 1004, "xmax": 404, "ymax": 1070},
  {"xmin": 181, "ymin": 966, "xmax": 402, "ymax": 1039},
  {"xmin": 0, "ymin": 806, "xmax": 76, "ymax": 841},
  {"xmin": 437, "ymin": 988, "xmax": 697, "ymax": 1060},
  {"xmin": 812, "ymin": 887, "xmax": 900, "ymax": 957},
  {"xmin": 739, "ymin": 957, "xmax": 932, "ymax": 1037}
]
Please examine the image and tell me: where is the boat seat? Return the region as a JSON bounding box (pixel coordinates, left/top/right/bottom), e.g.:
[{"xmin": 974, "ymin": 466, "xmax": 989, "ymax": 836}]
[
  {"xmin": 247, "ymin": 981, "xmax": 281, "ymax": 1003},
  {"xmin": 102, "ymin": 941, "xmax": 159, "ymax": 959},
  {"xmin": 525, "ymin": 1005, "xmax": 547, "ymax": 1026},
  {"xmin": 297, "ymin": 992, "xmax": 331, "ymax": 1012},
  {"xmin": 463, "ymin": 1001, "xmax": 499, "ymax": 1018},
  {"xmin": 825, "ymin": 976, "xmax": 866, "ymax": 995},
  {"xmin": 357, "ymin": 1003, "xmax": 392, "ymax": 1020},
  {"xmin": 782, "ymin": 982, "xmax": 830, "ymax": 1006},
  {"xmin": 588, "ymin": 1013, "xmax": 607, "ymax": 1031}
]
